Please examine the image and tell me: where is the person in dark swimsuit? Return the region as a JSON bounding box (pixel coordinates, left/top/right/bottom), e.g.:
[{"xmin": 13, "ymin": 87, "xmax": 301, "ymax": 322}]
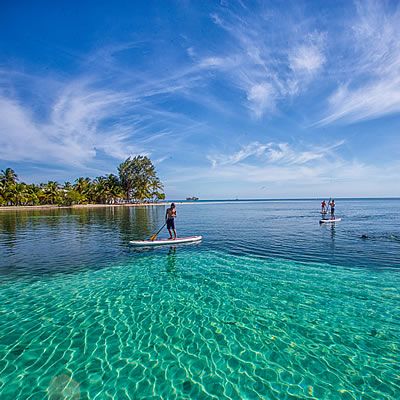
[
  {"xmin": 330, "ymin": 199, "xmax": 335, "ymax": 218},
  {"xmin": 165, "ymin": 203, "xmax": 177, "ymax": 239}
]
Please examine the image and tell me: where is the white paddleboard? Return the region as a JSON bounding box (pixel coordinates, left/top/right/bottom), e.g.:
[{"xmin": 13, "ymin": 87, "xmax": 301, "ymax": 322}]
[
  {"xmin": 129, "ymin": 235, "xmax": 202, "ymax": 247},
  {"xmin": 319, "ymin": 218, "xmax": 341, "ymax": 224}
]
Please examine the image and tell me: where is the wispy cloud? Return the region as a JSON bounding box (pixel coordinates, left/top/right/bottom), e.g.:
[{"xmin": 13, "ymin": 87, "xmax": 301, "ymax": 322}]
[
  {"xmin": 246, "ymin": 83, "xmax": 276, "ymax": 118},
  {"xmin": 318, "ymin": 0, "xmax": 400, "ymax": 125},
  {"xmin": 208, "ymin": 140, "xmax": 345, "ymax": 167},
  {"xmin": 289, "ymin": 43, "xmax": 325, "ymax": 75},
  {"xmin": 0, "ymin": 45, "xmax": 209, "ymax": 170},
  {"xmin": 288, "ymin": 33, "xmax": 326, "ymax": 96},
  {"xmin": 318, "ymin": 78, "xmax": 400, "ymax": 125},
  {"xmin": 0, "ymin": 82, "xmax": 142, "ymax": 167},
  {"xmin": 203, "ymin": 6, "xmax": 327, "ymax": 118},
  {"xmin": 198, "ymin": 56, "xmax": 229, "ymax": 69},
  {"xmin": 207, "ymin": 141, "xmax": 269, "ymax": 167},
  {"xmin": 168, "ymin": 156, "xmax": 399, "ymax": 189},
  {"xmin": 166, "ymin": 149, "xmax": 400, "ymax": 198}
]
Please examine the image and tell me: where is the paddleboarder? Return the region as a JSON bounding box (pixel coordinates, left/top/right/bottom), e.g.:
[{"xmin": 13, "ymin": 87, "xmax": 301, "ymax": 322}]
[
  {"xmin": 329, "ymin": 199, "xmax": 335, "ymax": 218},
  {"xmin": 321, "ymin": 200, "xmax": 327, "ymax": 214},
  {"xmin": 165, "ymin": 203, "xmax": 177, "ymax": 239}
]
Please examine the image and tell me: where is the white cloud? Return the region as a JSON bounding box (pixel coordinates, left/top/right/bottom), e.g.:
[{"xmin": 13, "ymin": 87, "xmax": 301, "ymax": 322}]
[
  {"xmin": 206, "ymin": 8, "xmax": 326, "ymax": 118},
  {"xmin": 199, "ymin": 57, "xmax": 227, "ymax": 68},
  {"xmin": 0, "ymin": 48, "xmax": 210, "ymax": 169},
  {"xmin": 186, "ymin": 47, "xmax": 196, "ymax": 58},
  {"xmin": 208, "ymin": 141, "xmax": 269, "ymax": 166},
  {"xmin": 318, "ymin": 78, "xmax": 400, "ymax": 125},
  {"xmin": 166, "ymin": 151, "xmax": 400, "ymax": 197},
  {"xmin": 168, "ymin": 157, "xmax": 397, "ymax": 187},
  {"xmin": 247, "ymin": 83, "xmax": 276, "ymax": 118},
  {"xmin": 208, "ymin": 140, "xmax": 345, "ymax": 168},
  {"xmin": 289, "ymin": 44, "xmax": 325, "ymax": 74},
  {"xmin": 0, "ymin": 83, "xmax": 142, "ymax": 166},
  {"xmin": 318, "ymin": 0, "xmax": 400, "ymax": 125},
  {"xmin": 266, "ymin": 141, "xmax": 345, "ymax": 165}
]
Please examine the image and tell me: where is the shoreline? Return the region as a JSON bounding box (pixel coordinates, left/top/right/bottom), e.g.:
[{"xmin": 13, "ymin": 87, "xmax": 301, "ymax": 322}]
[
  {"xmin": 1, "ymin": 197, "xmax": 399, "ymax": 211},
  {"xmin": 0, "ymin": 203, "xmax": 167, "ymax": 211}
]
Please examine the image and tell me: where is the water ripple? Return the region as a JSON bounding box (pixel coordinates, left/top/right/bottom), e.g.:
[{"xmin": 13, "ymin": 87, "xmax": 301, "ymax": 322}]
[{"xmin": 1, "ymin": 250, "xmax": 399, "ymax": 399}]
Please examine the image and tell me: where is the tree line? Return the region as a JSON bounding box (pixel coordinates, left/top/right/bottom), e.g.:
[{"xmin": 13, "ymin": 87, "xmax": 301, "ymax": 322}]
[{"xmin": 0, "ymin": 156, "xmax": 165, "ymax": 207}]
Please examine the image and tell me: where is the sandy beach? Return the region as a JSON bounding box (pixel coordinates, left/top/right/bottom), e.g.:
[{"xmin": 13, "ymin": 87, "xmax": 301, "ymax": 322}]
[{"xmin": 0, "ymin": 203, "xmax": 167, "ymax": 211}]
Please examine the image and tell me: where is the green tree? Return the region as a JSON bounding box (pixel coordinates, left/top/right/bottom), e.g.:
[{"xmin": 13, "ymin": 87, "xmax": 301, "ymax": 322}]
[
  {"xmin": 63, "ymin": 181, "xmax": 73, "ymax": 191},
  {"xmin": 0, "ymin": 181, "xmax": 4, "ymax": 205},
  {"xmin": 25, "ymin": 184, "xmax": 40, "ymax": 205},
  {"xmin": 91, "ymin": 174, "xmax": 123, "ymax": 204},
  {"xmin": 92, "ymin": 176, "xmax": 107, "ymax": 204},
  {"xmin": 149, "ymin": 177, "xmax": 165, "ymax": 202},
  {"xmin": 42, "ymin": 181, "xmax": 62, "ymax": 205},
  {"xmin": 0, "ymin": 183, "xmax": 17, "ymax": 205},
  {"xmin": 74, "ymin": 177, "xmax": 91, "ymax": 203},
  {"xmin": 0, "ymin": 168, "xmax": 18, "ymax": 185},
  {"xmin": 105, "ymin": 174, "xmax": 123, "ymax": 202},
  {"xmin": 118, "ymin": 156, "xmax": 164, "ymax": 202},
  {"xmin": 13, "ymin": 183, "xmax": 28, "ymax": 206},
  {"xmin": 62, "ymin": 189, "xmax": 84, "ymax": 206},
  {"xmin": 1, "ymin": 159, "xmax": 163, "ymax": 207},
  {"xmin": 0, "ymin": 168, "xmax": 19, "ymax": 205}
]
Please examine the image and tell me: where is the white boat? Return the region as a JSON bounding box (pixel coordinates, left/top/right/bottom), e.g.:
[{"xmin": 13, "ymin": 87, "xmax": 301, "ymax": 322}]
[{"xmin": 129, "ymin": 235, "xmax": 202, "ymax": 247}]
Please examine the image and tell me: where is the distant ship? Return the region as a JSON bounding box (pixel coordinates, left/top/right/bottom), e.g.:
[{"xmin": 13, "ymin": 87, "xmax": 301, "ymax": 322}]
[{"xmin": 186, "ymin": 196, "xmax": 199, "ymax": 201}]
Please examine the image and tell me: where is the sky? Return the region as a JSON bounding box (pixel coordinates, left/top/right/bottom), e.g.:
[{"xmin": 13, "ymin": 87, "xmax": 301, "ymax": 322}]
[{"xmin": 0, "ymin": 0, "xmax": 399, "ymax": 199}]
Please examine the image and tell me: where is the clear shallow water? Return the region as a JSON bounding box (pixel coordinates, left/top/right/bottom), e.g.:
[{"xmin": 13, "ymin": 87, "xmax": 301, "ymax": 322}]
[{"xmin": 0, "ymin": 200, "xmax": 399, "ymax": 399}]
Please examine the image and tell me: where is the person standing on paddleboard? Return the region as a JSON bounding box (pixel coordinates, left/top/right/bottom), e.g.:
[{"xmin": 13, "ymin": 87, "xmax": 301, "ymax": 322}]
[
  {"xmin": 329, "ymin": 199, "xmax": 335, "ymax": 218},
  {"xmin": 321, "ymin": 200, "xmax": 326, "ymax": 214},
  {"xmin": 165, "ymin": 203, "xmax": 177, "ymax": 239}
]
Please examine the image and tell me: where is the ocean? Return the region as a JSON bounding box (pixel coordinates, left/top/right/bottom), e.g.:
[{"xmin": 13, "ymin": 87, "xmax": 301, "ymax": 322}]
[{"xmin": 0, "ymin": 199, "xmax": 399, "ymax": 399}]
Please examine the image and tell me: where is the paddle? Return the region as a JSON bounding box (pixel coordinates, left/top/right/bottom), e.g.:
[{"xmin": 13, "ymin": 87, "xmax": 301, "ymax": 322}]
[{"xmin": 149, "ymin": 222, "xmax": 167, "ymax": 241}]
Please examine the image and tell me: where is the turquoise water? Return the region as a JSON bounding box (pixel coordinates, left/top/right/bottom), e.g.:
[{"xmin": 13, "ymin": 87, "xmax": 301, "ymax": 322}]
[{"xmin": 0, "ymin": 200, "xmax": 399, "ymax": 399}]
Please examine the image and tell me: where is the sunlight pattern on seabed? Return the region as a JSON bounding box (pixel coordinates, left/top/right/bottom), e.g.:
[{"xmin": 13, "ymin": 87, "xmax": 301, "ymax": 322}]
[{"xmin": 1, "ymin": 250, "xmax": 399, "ymax": 399}]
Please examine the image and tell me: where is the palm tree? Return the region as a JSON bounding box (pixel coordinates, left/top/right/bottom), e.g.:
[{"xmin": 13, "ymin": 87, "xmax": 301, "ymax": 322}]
[
  {"xmin": 0, "ymin": 168, "xmax": 18, "ymax": 185},
  {"xmin": 0, "ymin": 179, "xmax": 5, "ymax": 205},
  {"xmin": 149, "ymin": 177, "xmax": 165, "ymax": 202},
  {"xmin": 42, "ymin": 181, "xmax": 61, "ymax": 205},
  {"xmin": 74, "ymin": 177, "xmax": 91, "ymax": 203},
  {"xmin": 0, "ymin": 168, "xmax": 19, "ymax": 205},
  {"xmin": 25, "ymin": 184, "xmax": 40, "ymax": 205},
  {"xmin": 0, "ymin": 158, "xmax": 164, "ymax": 207},
  {"xmin": 13, "ymin": 183, "xmax": 30, "ymax": 206},
  {"xmin": 92, "ymin": 176, "xmax": 107, "ymax": 204},
  {"xmin": 91, "ymin": 174, "xmax": 122, "ymax": 204},
  {"xmin": 63, "ymin": 181, "xmax": 73, "ymax": 191},
  {"xmin": 0, "ymin": 182, "xmax": 17, "ymax": 205},
  {"xmin": 104, "ymin": 174, "xmax": 123, "ymax": 203}
]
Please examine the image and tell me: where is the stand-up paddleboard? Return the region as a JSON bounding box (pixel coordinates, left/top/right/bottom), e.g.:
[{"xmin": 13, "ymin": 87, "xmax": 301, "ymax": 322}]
[
  {"xmin": 319, "ymin": 218, "xmax": 341, "ymax": 224},
  {"xmin": 129, "ymin": 236, "xmax": 202, "ymax": 247}
]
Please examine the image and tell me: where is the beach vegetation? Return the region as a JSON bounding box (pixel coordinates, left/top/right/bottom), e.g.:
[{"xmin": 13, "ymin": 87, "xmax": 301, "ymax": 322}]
[
  {"xmin": 0, "ymin": 157, "xmax": 165, "ymax": 207},
  {"xmin": 118, "ymin": 156, "xmax": 164, "ymax": 202}
]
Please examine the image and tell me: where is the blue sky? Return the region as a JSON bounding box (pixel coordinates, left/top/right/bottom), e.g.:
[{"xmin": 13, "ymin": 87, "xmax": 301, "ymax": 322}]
[{"xmin": 1, "ymin": 0, "xmax": 399, "ymax": 198}]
